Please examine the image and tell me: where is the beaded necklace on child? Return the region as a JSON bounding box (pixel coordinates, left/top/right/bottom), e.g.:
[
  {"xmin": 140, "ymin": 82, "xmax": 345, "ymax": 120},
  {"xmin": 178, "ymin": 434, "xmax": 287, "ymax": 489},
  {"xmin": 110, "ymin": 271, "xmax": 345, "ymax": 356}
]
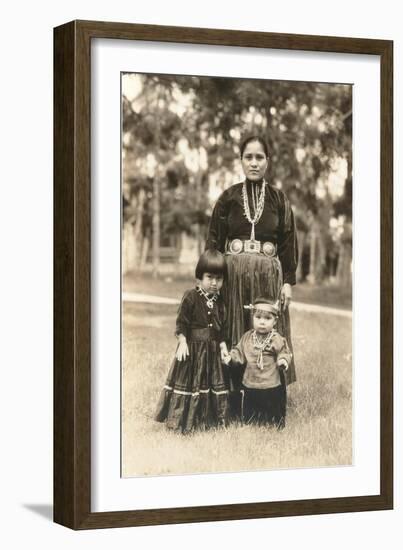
[{"xmin": 252, "ymin": 329, "xmax": 275, "ymax": 370}]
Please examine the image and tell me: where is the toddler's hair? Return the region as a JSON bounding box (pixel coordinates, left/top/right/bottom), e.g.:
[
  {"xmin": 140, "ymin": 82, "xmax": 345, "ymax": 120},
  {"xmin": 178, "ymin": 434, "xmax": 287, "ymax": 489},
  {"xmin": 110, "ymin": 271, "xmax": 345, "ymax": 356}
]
[{"xmin": 195, "ymin": 249, "xmax": 227, "ymax": 280}]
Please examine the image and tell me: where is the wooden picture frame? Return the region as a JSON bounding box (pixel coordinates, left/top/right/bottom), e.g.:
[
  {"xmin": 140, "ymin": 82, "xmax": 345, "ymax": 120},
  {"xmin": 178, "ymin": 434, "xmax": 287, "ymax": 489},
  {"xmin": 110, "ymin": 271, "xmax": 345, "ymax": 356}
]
[{"xmin": 54, "ymin": 19, "xmax": 393, "ymax": 529}]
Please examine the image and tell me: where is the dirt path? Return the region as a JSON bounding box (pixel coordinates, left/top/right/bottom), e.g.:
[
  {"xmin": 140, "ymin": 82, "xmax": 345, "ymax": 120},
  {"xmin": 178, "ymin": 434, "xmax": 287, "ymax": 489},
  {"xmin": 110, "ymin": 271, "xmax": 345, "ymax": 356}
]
[{"xmin": 122, "ymin": 292, "xmax": 352, "ymax": 318}]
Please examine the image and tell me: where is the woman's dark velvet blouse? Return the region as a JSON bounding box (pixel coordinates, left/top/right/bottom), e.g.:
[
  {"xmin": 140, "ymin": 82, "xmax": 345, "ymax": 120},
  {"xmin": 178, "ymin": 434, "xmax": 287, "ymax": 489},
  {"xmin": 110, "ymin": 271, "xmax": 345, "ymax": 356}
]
[{"xmin": 205, "ymin": 182, "xmax": 298, "ymax": 285}]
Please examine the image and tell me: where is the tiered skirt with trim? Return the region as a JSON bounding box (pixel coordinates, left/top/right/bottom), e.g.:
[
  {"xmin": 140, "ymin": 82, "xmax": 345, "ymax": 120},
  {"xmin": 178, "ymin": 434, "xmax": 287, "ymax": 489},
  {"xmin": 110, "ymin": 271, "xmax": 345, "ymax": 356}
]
[{"xmin": 155, "ymin": 339, "xmax": 230, "ymax": 433}]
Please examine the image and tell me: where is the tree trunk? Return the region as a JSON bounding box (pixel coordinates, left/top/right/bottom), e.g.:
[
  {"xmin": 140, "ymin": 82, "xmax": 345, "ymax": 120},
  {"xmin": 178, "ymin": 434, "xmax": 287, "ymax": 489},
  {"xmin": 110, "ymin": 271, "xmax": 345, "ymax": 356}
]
[
  {"xmin": 125, "ymin": 223, "xmax": 137, "ymax": 274},
  {"xmin": 194, "ymin": 168, "xmax": 203, "ymax": 256},
  {"xmin": 316, "ymin": 230, "xmax": 326, "ymax": 283},
  {"xmin": 336, "ymin": 242, "xmax": 352, "ymax": 288},
  {"xmin": 133, "ymin": 188, "xmax": 145, "ymax": 265},
  {"xmin": 296, "ymin": 230, "xmax": 306, "ymax": 283},
  {"xmin": 122, "ymin": 222, "xmax": 131, "ymax": 275},
  {"xmin": 336, "ymin": 221, "xmax": 352, "ymax": 288},
  {"xmin": 307, "ymin": 229, "xmax": 317, "ymax": 284},
  {"xmin": 140, "ymin": 234, "xmax": 150, "ymax": 271},
  {"xmin": 152, "ymin": 178, "xmax": 160, "ymax": 278}
]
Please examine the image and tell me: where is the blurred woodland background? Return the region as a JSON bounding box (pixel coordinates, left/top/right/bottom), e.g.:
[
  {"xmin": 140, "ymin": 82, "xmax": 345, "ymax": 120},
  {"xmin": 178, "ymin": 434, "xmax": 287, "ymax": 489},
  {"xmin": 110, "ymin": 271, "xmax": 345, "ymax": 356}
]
[{"xmin": 122, "ymin": 73, "xmax": 352, "ymax": 291}]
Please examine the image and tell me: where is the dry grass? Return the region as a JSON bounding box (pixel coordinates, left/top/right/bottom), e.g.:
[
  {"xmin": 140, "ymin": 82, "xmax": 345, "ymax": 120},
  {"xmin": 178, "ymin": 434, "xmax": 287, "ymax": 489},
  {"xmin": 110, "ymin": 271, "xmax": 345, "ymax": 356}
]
[{"xmin": 122, "ymin": 303, "xmax": 352, "ymax": 477}]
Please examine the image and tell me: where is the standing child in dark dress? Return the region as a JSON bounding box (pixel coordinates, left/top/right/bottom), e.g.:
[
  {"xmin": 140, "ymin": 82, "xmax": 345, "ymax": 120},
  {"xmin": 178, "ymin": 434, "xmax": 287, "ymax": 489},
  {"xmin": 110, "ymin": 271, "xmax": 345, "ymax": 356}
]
[
  {"xmin": 155, "ymin": 250, "xmax": 230, "ymax": 433},
  {"xmin": 223, "ymin": 296, "xmax": 292, "ymax": 429}
]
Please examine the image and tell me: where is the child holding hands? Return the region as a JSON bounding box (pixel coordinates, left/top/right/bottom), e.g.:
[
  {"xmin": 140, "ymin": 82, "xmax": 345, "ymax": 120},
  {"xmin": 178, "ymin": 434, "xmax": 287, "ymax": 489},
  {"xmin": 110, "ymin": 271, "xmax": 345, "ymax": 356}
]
[
  {"xmin": 155, "ymin": 250, "xmax": 230, "ymax": 433},
  {"xmin": 223, "ymin": 296, "xmax": 292, "ymax": 429}
]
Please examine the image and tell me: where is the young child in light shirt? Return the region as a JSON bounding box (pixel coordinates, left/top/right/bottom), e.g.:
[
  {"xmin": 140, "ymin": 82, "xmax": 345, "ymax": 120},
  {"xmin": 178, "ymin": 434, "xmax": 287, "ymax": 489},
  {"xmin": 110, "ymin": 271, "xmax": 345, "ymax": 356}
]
[{"xmin": 223, "ymin": 296, "xmax": 292, "ymax": 429}]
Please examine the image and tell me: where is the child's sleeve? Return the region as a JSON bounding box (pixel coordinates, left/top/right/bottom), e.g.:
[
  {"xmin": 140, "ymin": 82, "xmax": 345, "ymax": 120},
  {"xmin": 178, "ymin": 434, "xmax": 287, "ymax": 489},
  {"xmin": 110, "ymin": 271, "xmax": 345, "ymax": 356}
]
[
  {"xmin": 175, "ymin": 291, "xmax": 194, "ymax": 339},
  {"xmin": 229, "ymin": 334, "xmax": 247, "ymax": 365},
  {"xmin": 274, "ymin": 333, "xmax": 293, "ymax": 367}
]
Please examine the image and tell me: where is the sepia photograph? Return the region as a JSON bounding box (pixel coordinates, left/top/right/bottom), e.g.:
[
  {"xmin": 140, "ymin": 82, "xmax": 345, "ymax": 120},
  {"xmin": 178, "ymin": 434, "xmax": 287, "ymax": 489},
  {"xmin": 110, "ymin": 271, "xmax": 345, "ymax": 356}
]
[{"xmin": 121, "ymin": 72, "xmax": 353, "ymax": 478}]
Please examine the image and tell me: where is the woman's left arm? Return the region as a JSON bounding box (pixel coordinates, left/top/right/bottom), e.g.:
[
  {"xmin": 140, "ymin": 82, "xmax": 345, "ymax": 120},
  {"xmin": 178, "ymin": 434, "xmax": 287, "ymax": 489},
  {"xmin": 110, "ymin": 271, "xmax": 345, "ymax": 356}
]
[
  {"xmin": 277, "ymin": 192, "xmax": 299, "ymax": 308},
  {"xmin": 205, "ymin": 191, "xmax": 228, "ymax": 252},
  {"xmin": 281, "ymin": 283, "xmax": 292, "ymax": 310}
]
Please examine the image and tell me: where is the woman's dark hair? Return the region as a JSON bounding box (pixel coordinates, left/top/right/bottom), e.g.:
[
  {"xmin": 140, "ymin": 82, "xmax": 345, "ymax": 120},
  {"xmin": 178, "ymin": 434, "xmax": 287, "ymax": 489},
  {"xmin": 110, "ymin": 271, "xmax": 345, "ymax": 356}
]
[
  {"xmin": 195, "ymin": 249, "xmax": 227, "ymax": 280},
  {"xmin": 240, "ymin": 135, "xmax": 269, "ymax": 158}
]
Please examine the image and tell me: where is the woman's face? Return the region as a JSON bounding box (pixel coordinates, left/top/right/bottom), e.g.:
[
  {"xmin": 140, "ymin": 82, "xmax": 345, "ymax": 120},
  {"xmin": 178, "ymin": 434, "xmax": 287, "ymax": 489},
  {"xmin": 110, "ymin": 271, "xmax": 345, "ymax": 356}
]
[{"xmin": 241, "ymin": 140, "xmax": 269, "ymax": 182}]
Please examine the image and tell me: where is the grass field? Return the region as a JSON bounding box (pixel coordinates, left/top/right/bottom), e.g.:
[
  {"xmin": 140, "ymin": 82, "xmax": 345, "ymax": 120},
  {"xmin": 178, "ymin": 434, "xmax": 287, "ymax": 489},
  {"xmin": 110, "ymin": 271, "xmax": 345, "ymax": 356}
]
[{"xmin": 122, "ymin": 302, "xmax": 352, "ymax": 477}]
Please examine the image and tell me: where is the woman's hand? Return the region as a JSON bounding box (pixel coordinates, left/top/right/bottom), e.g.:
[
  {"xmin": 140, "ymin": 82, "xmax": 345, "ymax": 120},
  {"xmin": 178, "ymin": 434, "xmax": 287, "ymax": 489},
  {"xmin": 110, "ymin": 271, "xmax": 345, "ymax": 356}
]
[
  {"xmin": 176, "ymin": 335, "xmax": 189, "ymax": 361},
  {"xmin": 280, "ymin": 283, "xmax": 292, "ymax": 310}
]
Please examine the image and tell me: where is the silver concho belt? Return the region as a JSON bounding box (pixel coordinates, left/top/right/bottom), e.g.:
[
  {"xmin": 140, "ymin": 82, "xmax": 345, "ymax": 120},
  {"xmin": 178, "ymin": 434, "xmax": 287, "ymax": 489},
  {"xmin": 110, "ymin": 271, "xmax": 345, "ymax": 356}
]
[{"xmin": 227, "ymin": 239, "xmax": 277, "ymax": 257}]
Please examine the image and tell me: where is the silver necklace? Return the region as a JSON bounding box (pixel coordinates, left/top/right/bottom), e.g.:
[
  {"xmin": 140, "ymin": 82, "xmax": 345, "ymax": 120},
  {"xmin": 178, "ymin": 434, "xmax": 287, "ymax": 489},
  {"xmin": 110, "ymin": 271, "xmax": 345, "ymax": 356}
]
[
  {"xmin": 252, "ymin": 329, "xmax": 274, "ymax": 370},
  {"xmin": 242, "ymin": 180, "xmax": 266, "ymax": 241},
  {"xmin": 197, "ymin": 286, "xmax": 218, "ymax": 309}
]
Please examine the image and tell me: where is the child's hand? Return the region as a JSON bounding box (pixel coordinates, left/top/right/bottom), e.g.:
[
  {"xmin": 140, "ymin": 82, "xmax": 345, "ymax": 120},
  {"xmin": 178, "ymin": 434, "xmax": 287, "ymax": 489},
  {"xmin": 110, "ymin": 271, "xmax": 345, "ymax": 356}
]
[
  {"xmin": 220, "ymin": 342, "xmax": 229, "ymax": 362},
  {"xmin": 220, "ymin": 343, "xmax": 231, "ymax": 365},
  {"xmin": 277, "ymin": 358, "xmax": 289, "ymax": 371},
  {"xmin": 176, "ymin": 336, "xmax": 189, "ymax": 361}
]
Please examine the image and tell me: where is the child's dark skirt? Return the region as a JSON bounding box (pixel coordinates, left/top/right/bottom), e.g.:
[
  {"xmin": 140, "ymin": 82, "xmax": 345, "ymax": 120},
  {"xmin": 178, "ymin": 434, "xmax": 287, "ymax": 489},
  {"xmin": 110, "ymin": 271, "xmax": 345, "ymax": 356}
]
[{"xmin": 155, "ymin": 330, "xmax": 230, "ymax": 433}]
